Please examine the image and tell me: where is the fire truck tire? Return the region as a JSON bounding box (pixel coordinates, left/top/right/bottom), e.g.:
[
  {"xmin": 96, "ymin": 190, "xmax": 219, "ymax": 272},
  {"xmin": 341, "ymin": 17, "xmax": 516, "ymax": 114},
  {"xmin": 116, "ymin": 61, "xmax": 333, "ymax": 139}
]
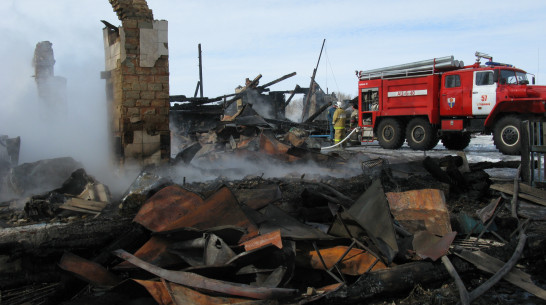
[
  {"xmin": 377, "ymin": 118, "xmax": 405, "ymax": 149},
  {"xmin": 493, "ymin": 115, "xmax": 521, "ymax": 155},
  {"xmin": 441, "ymin": 133, "xmax": 471, "ymax": 150},
  {"xmin": 406, "ymin": 118, "xmax": 437, "ymax": 150}
]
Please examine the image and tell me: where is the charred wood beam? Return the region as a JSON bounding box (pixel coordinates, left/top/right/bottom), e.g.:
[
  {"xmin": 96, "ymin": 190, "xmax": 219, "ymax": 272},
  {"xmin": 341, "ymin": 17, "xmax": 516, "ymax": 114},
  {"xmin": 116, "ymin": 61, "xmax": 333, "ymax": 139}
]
[
  {"xmin": 285, "ymin": 85, "xmax": 301, "ymax": 107},
  {"xmin": 263, "ymin": 118, "xmax": 326, "ymax": 134},
  {"xmin": 326, "ymin": 258, "xmax": 473, "ymax": 302},
  {"xmin": 100, "ymin": 20, "xmax": 119, "ymax": 34},
  {"xmin": 258, "ymin": 72, "xmax": 296, "ymax": 90},
  {"xmin": 198, "ymin": 43, "xmax": 204, "ymax": 98},
  {"xmin": 170, "ymin": 96, "xmax": 222, "ymax": 106},
  {"xmin": 511, "ymin": 165, "xmax": 521, "ymax": 219},
  {"xmin": 304, "ymin": 101, "xmax": 332, "ymax": 123},
  {"xmin": 193, "ymin": 81, "xmax": 200, "ymax": 98},
  {"xmin": 223, "ymin": 74, "xmax": 262, "ymax": 109},
  {"xmin": 0, "ymin": 217, "xmax": 133, "ymax": 257},
  {"xmin": 301, "ymin": 39, "xmax": 326, "ymax": 122}
]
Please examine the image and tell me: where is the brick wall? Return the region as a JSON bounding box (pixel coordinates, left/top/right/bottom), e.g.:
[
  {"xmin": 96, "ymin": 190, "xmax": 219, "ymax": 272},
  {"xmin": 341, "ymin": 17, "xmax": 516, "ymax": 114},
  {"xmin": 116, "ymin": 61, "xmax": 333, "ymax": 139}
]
[{"xmin": 102, "ymin": 0, "xmax": 170, "ymax": 167}]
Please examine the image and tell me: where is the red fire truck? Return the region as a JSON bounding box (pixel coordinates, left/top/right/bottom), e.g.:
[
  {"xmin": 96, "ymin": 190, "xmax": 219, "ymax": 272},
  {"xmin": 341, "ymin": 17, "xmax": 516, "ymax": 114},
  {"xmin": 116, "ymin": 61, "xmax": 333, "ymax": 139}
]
[{"xmin": 357, "ymin": 53, "xmax": 546, "ymax": 155}]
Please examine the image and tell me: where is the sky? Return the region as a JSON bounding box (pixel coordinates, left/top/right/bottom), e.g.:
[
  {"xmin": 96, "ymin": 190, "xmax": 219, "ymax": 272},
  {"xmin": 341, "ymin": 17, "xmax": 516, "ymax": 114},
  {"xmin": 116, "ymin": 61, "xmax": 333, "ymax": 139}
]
[{"xmin": 0, "ymin": 0, "xmax": 545, "ymax": 180}]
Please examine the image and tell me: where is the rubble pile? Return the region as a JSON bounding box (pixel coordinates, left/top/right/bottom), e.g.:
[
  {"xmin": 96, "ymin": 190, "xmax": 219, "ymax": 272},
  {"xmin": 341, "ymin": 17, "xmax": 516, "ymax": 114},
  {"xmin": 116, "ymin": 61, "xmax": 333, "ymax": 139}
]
[
  {"xmin": 0, "ymin": 137, "xmax": 545, "ymax": 304},
  {"xmin": 1, "ymin": 103, "xmax": 546, "ymax": 305}
]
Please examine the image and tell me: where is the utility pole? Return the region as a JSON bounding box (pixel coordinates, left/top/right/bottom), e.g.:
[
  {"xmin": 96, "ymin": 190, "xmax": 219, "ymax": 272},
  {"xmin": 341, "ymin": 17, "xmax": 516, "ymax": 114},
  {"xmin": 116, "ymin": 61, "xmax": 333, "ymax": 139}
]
[
  {"xmin": 300, "ymin": 39, "xmax": 326, "ymax": 122},
  {"xmin": 198, "ymin": 43, "xmax": 204, "ymax": 98}
]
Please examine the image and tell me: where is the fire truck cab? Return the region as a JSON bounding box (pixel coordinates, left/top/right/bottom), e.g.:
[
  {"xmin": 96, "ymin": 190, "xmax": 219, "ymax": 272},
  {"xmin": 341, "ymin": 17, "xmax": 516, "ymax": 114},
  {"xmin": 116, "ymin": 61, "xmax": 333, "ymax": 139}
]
[{"xmin": 357, "ymin": 53, "xmax": 546, "ymax": 155}]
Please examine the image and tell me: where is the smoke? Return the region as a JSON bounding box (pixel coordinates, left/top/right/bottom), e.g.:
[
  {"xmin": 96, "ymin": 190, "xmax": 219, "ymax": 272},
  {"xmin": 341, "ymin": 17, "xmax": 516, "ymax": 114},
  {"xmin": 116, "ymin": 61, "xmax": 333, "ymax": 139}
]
[
  {"xmin": 165, "ymin": 150, "xmax": 368, "ymax": 185},
  {"xmin": 285, "ymin": 98, "xmax": 303, "ymax": 122},
  {"xmin": 245, "ymin": 90, "xmax": 275, "ymax": 119},
  {"xmin": 0, "ymin": 38, "xmax": 117, "ymax": 194}
]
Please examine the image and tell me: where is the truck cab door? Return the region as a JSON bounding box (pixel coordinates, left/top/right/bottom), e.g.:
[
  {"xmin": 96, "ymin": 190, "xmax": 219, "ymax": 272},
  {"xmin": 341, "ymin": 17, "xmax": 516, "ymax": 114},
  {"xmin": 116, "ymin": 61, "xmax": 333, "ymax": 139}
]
[
  {"xmin": 441, "ymin": 73, "xmax": 464, "ymax": 116},
  {"xmin": 472, "ymin": 71, "xmax": 497, "ymax": 115}
]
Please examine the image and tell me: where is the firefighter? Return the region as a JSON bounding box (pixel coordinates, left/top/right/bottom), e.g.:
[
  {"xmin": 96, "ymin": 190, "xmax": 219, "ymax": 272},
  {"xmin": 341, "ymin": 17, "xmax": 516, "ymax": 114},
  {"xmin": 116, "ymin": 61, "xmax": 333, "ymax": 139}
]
[
  {"xmin": 333, "ymin": 101, "xmax": 347, "ymax": 148},
  {"xmin": 349, "ymin": 102, "xmax": 358, "ymax": 129},
  {"xmin": 327, "ymin": 102, "xmax": 337, "ymax": 141},
  {"xmin": 348, "ymin": 102, "xmax": 359, "ymax": 145}
]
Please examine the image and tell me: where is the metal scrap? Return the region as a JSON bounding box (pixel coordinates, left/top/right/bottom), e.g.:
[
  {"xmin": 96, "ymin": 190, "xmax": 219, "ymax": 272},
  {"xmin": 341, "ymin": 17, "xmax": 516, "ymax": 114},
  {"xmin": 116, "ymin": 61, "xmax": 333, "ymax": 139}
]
[
  {"xmin": 113, "ymin": 249, "xmax": 299, "ymax": 300},
  {"xmin": 58, "ymin": 252, "xmax": 121, "ymax": 288},
  {"xmin": 386, "ymin": 188, "xmax": 452, "ymax": 236}
]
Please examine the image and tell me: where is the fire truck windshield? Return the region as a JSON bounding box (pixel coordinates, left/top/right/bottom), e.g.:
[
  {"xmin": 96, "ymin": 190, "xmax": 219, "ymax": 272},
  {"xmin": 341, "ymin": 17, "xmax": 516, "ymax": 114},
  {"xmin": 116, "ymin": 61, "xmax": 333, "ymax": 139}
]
[{"xmin": 500, "ymin": 69, "xmax": 528, "ymax": 85}]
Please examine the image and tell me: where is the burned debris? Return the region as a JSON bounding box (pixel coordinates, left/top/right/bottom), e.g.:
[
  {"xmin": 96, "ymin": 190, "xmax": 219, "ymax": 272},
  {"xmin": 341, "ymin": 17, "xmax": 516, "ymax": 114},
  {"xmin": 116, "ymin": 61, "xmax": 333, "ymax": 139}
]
[
  {"xmin": 2, "ymin": 57, "xmax": 546, "ymax": 303},
  {"xmin": 1, "ymin": 138, "xmax": 546, "ymax": 305},
  {"xmin": 1, "ymin": 1, "xmax": 546, "ymax": 305}
]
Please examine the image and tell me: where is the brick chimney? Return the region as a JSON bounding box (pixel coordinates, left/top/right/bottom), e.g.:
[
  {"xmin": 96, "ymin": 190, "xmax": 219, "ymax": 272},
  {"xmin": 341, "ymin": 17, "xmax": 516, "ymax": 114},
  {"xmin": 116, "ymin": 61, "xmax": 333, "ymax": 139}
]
[{"xmin": 102, "ymin": 0, "xmax": 170, "ymax": 167}]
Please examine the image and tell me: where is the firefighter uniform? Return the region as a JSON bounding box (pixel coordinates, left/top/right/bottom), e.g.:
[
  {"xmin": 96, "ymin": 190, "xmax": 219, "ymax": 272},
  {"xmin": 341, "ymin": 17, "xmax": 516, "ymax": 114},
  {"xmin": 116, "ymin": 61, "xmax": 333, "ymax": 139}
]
[{"xmin": 333, "ymin": 103, "xmax": 347, "ymax": 146}]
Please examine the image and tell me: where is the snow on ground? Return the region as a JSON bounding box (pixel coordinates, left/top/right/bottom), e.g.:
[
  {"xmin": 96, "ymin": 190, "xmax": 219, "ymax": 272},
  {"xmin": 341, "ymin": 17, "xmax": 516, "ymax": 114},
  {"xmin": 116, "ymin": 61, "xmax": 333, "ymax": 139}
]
[{"xmin": 339, "ymin": 134, "xmax": 521, "ymax": 180}]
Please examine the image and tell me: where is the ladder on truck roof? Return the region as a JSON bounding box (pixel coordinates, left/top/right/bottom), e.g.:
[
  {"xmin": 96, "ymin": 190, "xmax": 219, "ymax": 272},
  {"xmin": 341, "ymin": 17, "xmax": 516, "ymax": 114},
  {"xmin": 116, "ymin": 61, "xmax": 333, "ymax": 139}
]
[{"xmin": 358, "ymin": 56, "xmax": 464, "ymax": 81}]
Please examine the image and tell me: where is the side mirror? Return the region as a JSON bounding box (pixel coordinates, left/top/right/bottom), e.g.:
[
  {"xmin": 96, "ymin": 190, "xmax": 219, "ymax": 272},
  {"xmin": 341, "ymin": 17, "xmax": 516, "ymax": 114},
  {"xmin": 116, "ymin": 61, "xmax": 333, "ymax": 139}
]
[{"xmin": 532, "ymin": 76, "xmax": 536, "ymax": 85}]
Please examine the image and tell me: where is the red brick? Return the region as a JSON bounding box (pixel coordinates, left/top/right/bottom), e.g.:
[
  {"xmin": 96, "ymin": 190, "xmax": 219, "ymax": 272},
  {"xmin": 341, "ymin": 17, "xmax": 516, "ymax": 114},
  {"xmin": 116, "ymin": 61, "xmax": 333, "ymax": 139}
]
[
  {"xmin": 125, "ymin": 90, "xmax": 140, "ymax": 99},
  {"xmin": 139, "ymin": 75, "xmax": 154, "ymax": 82},
  {"xmin": 151, "ymin": 99, "xmax": 166, "ymax": 107},
  {"xmin": 155, "ymin": 91, "xmax": 169, "ymax": 99},
  {"xmin": 127, "ymin": 107, "xmax": 140, "ymax": 116},
  {"xmin": 140, "ymin": 91, "xmax": 155, "ymax": 99},
  {"xmin": 155, "ymin": 75, "xmax": 169, "ymax": 83},
  {"xmin": 136, "ymin": 99, "xmax": 151, "ymax": 107},
  {"xmin": 140, "ymin": 107, "xmax": 156, "ymax": 115},
  {"xmin": 123, "ymin": 20, "xmax": 138, "ymax": 29},
  {"xmin": 123, "ymin": 99, "xmax": 136, "ymax": 107},
  {"xmin": 125, "ymin": 75, "xmax": 139, "ymax": 83},
  {"xmin": 148, "ymin": 83, "xmax": 162, "ymax": 91}
]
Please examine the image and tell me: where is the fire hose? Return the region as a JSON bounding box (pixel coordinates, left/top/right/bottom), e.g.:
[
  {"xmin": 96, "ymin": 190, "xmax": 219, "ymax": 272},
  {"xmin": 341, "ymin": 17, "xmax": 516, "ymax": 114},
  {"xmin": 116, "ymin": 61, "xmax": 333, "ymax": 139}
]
[{"xmin": 320, "ymin": 127, "xmax": 361, "ymax": 150}]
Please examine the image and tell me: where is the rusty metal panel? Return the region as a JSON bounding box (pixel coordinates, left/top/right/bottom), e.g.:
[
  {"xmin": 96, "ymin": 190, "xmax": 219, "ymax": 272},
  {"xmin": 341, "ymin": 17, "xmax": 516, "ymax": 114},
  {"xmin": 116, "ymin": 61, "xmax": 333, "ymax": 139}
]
[
  {"xmin": 133, "ymin": 279, "xmax": 174, "ymax": 305},
  {"xmin": 161, "ymin": 186, "xmax": 259, "ymax": 242},
  {"xmin": 114, "ymin": 250, "xmax": 298, "ymax": 300},
  {"xmin": 240, "ymin": 230, "xmax": 283, "ymax": 252},
  {"xmin": 59, "ymin": 252, "xmax": 121, "ymax": 287},
  {"xmin": 115, "ymin": 236, "xmax": 183, "ymax": 270},
  {"xmin": 299, "ymin": 245, "xmax": 387, "ymax": 276},
  {"xmin": 258, "ymin": 131, "xmax": 299, "ymax": 162},
  {"xmin": 136, "ymin": 185, "xmax": 259, "ymax": 243},
  {"xmin": 234, "ymin": 185, "xmax": 282, "ymax": 210},
  {"xmin": 134, "ymin": 185, "xmax": 204, "ymax": 232},
  {"xmin": 386, "ymin": 188, "xmax": 452, "ymax": 236},
  {"xmin": 259, "ymin": 132, "xmax": 289, "ymax": 155},
  {"xmin": 412, "ymin": 231, "xmax": 457, "ymax": 261}
]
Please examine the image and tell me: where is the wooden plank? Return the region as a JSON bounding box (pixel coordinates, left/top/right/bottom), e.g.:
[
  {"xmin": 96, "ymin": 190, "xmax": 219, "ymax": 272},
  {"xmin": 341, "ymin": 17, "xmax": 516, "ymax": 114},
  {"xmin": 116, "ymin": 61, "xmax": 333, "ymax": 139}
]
[
  {"xmin": 455, "ymin": 249, "xmax": 546, "ymax": 301},
  {"xmin": 490, "ymin": 184, "xmax": 546, "ymax": 207},
  {"xmin": 520, "ymin": 183, "xmax": 546, "ymax": 201},
  {"xmin": 64, "ymin": 197, "xmax": 108, "ymax": 211}
]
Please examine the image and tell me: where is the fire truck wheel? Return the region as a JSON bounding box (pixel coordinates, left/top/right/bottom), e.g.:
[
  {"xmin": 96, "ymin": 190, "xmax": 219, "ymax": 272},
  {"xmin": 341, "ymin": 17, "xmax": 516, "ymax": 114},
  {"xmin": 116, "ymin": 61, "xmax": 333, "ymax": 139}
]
[
  {"xmin": 441, "ymin": 133, "xmax": 471, "ymax": 150},
  {"xmin": 493, "ymin": 115, "xmax": 521, "ymax": 155},
  {"xmin": 406, "ymin": 118, "xmax": 437, "ymax": 150},
  {"xmin": 377, "ymin": 118, "xmax": 405, "ymax": 149}
]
